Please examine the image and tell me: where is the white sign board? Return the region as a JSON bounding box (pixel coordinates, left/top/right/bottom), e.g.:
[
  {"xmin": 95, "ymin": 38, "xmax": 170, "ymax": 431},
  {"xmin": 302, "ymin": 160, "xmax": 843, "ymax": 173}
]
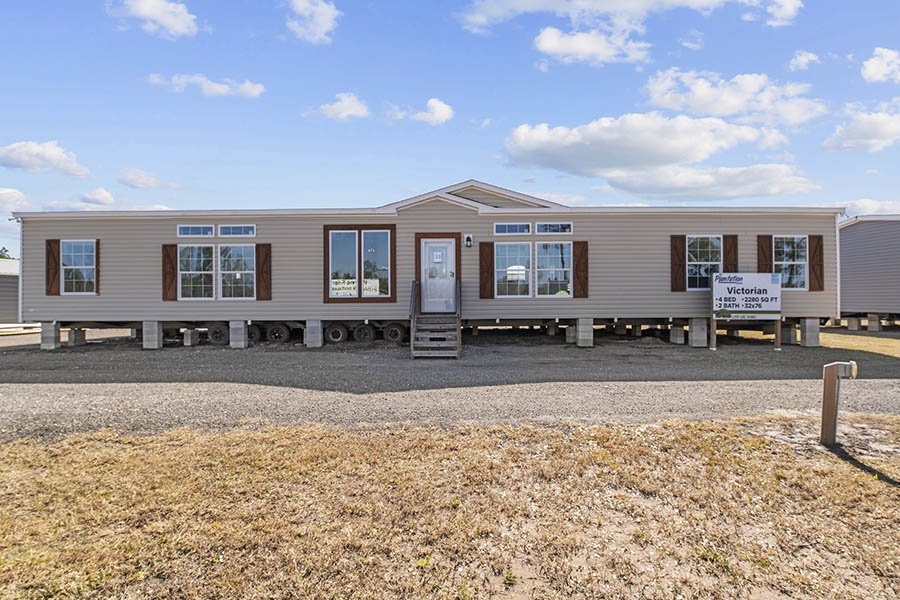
[
  {"xmin": 712, "ymin": 273, "xmax": 781, "ymax": 321},
  {"xmin": 330, "ymin": 279, "xmax": 357, "ymax": 296}
]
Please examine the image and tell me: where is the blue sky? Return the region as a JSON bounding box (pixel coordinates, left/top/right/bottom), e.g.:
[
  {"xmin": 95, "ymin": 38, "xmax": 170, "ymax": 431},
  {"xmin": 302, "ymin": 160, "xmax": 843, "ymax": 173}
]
[{"xmin": 3, "ymin": 0, "xmax": 900, "ymax": 254}]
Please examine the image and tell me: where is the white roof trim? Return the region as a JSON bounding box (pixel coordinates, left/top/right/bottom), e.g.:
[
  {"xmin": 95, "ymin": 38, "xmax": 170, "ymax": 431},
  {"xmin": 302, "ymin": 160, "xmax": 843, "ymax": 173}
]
[
  {"xmin": 839, "ymin": 214, "xmax": 900, "ymax": 229},
  {"xmin": 13, "ymin": 205, "xmax": 847, "ymax": 219}
]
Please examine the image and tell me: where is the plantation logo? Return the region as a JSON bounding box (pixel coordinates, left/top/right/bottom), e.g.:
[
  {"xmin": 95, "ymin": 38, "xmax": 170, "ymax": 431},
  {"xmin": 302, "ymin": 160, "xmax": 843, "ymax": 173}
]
[{"xmin": 714, "ymin": 274, "xmax": 743, "ymax": 284}]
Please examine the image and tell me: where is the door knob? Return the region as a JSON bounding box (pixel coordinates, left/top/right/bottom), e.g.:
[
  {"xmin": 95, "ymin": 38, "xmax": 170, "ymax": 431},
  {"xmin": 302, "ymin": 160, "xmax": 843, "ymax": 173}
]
[{"xmin": 450, "ymin": 271, "xmax": 455, "ymax": 277}]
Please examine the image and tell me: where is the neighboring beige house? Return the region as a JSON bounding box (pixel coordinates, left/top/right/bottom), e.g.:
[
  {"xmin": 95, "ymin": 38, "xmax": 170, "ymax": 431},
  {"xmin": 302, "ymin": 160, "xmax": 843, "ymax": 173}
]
[
  {"xmin": 839, "ymin": 215, "xmax": 900, "ymax": 332},
  {"xmin": 13, "ymin": 180, "xmax": 842, "ymax": 355},
  {"xmin": 0, "ymin": 258, "xmax": 19, "ymax": 324}
]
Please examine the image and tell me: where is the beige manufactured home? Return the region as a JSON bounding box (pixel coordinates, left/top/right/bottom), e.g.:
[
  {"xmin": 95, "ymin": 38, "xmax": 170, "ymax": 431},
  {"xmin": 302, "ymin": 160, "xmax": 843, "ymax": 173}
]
[
  {"xmin": 840, "ymin": 215, "xmax": 900, "ymax": 332},
  {"xmin": 13, "ymin": 180, "xmax": 841, "ymax": 355}
]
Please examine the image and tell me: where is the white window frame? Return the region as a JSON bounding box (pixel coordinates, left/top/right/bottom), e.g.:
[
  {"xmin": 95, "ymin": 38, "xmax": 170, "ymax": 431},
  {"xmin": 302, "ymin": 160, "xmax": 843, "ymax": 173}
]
[
  {"xmin": 217, "ymin": 244, "xmax": 256, "ymax": 301},
  {"xmin": 534, "ymin": 241, "xmax": 573, "ymax": 298},
  {"xmin": 494, "ymin": 242, "xmax": 532, "ymax": 298},
  {"xmin": 177, "ymin": 224, "xmax": 215, "ymax": 238},
  {"xmin": 535, "ymin": 222, "xmax": 573, "ymax": 235},
  {"xmin": 686, "ymin": 234, "xmax": 723, "ymax": 292},
  {"xmin": 361, "ymin": 229, "xmax": 391, "ymax": 298},
  {"xmin": 328, "ymin": 230, "xmax": 360, "ymax": 299},
  {"xmin": 493, "ymin": 222, "xmax": 531, "ymax": 236},
  {"xmin": 218, "ymin": 224, "xmax": 257, "ymax": 238},
  {"xmin": 60, "ymin": 239, "xmax": 97, "ymax": 296},
  {"xmin": 773, "ymin": 234, "xmax": 809, "ymax": 291},
  {"xmin": 177, "ymin": 244, "xmax": 216, "ymax": 301}
]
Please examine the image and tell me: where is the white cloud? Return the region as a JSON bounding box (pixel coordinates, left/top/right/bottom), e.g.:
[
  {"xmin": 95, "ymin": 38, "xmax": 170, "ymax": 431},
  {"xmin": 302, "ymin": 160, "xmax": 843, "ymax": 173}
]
[
  {"xmin": 865, "ymin": 169, "xmax": 880, "ymax": 175},
  {"xmin": 600, "ymin": 164, "xmax": 818, "ymax": 199},
  {"xmin": 147, "ymin": 73, "xmax": 265, "ymax": 98},
  {"xmin": 680, "ymin": 29, "xmax": 704, "ymax": 51},
  {"xmin": 410, "ymin": 98, "xmax": 455, "ymax": 125},
  {"xmin": 861, "ymin": 47, "xmax": 900, "ymax": 84},
  {"xmin": 459, "ymin": 1, "xmax": 802, "ymax": 66},
  {"xmin": 0, "ymin": 140, "xmax": 90, "ymax": 178},
  {"xmin": 837, "ymin": 198, "xmax": 900, "ymax": 216},
  {"xmin": 503, "ymin": 112, "xmax": 814, "ymax": 199},
  {"xmin": 505, "ymin": 112, "xmax": 775, "ymax": 176},
  {"xmin": 823, "ymin": 99, "xmax": 900, "ymax": 152},
  {"xmin": 81, "ymin": 188, "xmax": 116, "ymax": 206},
  {"xmin": 535, "ymin": 59, "xmax": 550, "ymax": 72},
  {"xmin": 319, "ymin": 93, "xmax": 370, "ymax": 120},
  {"xmin": 534, "ymin": 23, "xmax": 651, "ymax": 66},
  {"xmin": 0, "ymin": 188, "xmax": 31, "ymax": 213},
  {"xmin": 766, "ymin": 0, "xmax": 803, "ymax": 27},
  {"xmin": 459, "ymin": 1, "xmax": 803, "ymax": 33},
  {"xmin": 789, "ymin": 50, "xmax": 819, "ymax": 71},
  {"xmin": 644, "ymin": 68, "xmax": 827, "ymax": 125},
  {"xmin": 117, "ymin": 0, "xmax": 199, "ymax": 39},
  {"xmin": 286, "ymin": 0, "xmax": 341, "ymax": 44},
  {"xmin": 472, "ymin": 117, "xmax": 493, "ymax": 128},
  {"xmin": 118, "ymin": 168, "xmax": 179, "ymax": 189}
]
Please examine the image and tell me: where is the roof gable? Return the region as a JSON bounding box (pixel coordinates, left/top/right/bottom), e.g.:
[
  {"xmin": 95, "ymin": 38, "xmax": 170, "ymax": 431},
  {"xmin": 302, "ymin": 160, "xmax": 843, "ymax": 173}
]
[{"xmin": 381, "ymin": 179, "xmax": 567, "ymax": 211}]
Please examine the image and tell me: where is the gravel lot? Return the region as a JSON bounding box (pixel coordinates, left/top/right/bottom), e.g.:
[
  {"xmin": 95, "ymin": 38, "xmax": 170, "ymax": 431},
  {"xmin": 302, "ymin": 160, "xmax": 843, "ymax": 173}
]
[{"xmin": 1, "ymin": 330, "xmax": 898, "ymax": 439}]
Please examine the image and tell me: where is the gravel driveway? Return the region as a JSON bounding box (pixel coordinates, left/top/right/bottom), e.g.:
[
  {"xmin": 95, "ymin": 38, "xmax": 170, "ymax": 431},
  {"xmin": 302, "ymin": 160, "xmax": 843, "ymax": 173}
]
[{"xmin": 1, "ymin": 331, "xmax": 898, "ymax": 439}]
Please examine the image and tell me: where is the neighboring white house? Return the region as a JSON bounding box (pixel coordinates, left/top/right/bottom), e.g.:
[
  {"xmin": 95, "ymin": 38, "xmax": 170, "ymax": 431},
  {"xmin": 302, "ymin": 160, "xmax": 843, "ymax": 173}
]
[{"xmin": 0, "ymin": 258, "xmax": 20, "ymax": 323}]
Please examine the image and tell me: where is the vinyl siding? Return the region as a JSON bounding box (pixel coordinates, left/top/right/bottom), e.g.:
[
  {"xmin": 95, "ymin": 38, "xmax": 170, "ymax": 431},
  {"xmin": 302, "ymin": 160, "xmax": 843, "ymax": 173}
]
[
  {"xmin": 451, "ymin": 187, "xmax": 545, "ymax": 209},
  {"xmin": 0, "ymin": 275, "xmax": 18, "ymax": 322},
  {"xmin": 20, "ymin": 202, "xmax": 839, "ymax": 322},
  {"xmin": 840, "ymin": 221, "xmax": 900, "ymax": 314}
]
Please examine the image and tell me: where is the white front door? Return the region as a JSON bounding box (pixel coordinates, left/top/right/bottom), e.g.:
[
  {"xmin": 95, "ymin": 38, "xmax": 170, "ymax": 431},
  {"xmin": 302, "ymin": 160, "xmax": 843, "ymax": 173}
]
[{"xmin": 421, "ymin": 238, "xmax": 456, "ymax": 313}]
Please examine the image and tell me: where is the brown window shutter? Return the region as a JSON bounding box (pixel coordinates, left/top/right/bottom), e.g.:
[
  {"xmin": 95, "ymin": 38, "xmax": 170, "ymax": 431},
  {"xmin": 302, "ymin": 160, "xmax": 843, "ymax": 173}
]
[
  {"xmin": 479, "ymin": 242, "xmax": 494, "ymax": 299},
  {"xmin": 757, "ymin": 235, "xmax": 773, "ymax": 273},
  {"xmin": 723, "ymin": 235, "xmax": 738, "ymax": 273},
  {"xmin": 162, "ymin": 244, "xmax": 178, "ymax": 301},
  {"xmin": 94, "ymin": 240, "xmax": 100, "ymax": 295},
  {"xmin": 809, "ymin": 235, "xmax": 824, "ymax": 291},
  {"xmin": 46, "ymin": 239, "xmax": 60, "ymax": 295},
  {"xmin": 670, "ymin": 235, "xmax": 686, "ymax": 292},
  {"xmin": 573, "ymin": 241, "xmax": 589, "ymax": 298},
  {"xmin": 256, "ymin": 243, "xmax": 272, "ymax": 301}
]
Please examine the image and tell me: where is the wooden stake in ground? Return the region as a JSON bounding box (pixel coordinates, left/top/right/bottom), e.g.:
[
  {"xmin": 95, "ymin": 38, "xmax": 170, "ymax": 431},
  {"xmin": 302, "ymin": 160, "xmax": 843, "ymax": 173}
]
[{"xmin": 821, "ymin": 361, "xmax": 858, "ymax": 446}]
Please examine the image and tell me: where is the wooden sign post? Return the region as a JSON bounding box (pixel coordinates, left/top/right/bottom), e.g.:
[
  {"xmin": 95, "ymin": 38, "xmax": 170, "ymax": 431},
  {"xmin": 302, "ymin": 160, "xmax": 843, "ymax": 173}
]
[{"xmin": 820, "ymin": 361, "xmax": 859, "ymax": 446}]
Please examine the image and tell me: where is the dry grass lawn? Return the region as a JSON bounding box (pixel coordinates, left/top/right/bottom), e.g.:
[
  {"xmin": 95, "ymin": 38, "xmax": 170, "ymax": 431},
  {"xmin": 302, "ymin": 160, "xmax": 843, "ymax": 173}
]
[
  {"xmin": 2, "ymin": 417, "xmax": 899, "ymax": 599},
  {"xmin": 739, "ymin": 327, "xmax": 900, "ymax": 359}
]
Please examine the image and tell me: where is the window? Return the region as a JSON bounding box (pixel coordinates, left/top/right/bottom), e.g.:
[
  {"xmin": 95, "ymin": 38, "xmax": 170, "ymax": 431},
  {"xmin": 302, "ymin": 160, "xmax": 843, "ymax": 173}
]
[
  {"xmin": 536, "ymin": 242, "xmax": 572, "ymax": 296},
  {"xmin": 178, "ymin": 225, "xmax": 214, "ymax": 237},
  {"xmin": 495, "ymin": 242, "xmax": 531, "ymax": 297},
  {"xmin": 329, "ymin": 231, "xmax": 359, "ymax": 297},
  {"xmin": 219, "ymin": 225, "xmax": 256, "ymax": 237},
  {"xmin": 326, "ymin": 226, "xmax": 394, "ymax": 301},
  {"xmin": 494, "ymin": 223, "xmax": 530, "ymax": 235},
  {"xmin": 219, "ymin": 245, "xmax": 255, "ymax": 299},
  {"xmin": 774, "ymin": 235, "xmax": 808, "ymax": 290},
  {"xmin": 178, "ymin": 245, "xmax": 214, "ymax": 299},
  {"xmin": 686, "ymin": 235, "xmax": 722, "ymax": 291},
  {"xmin": 536, "ymin": 222, "xmax": 573, "ymax": 235},
  {"xmin": 362, "ymin": 230, "xmax": 390, "ymax": 297},
  {"xmin": 61, "ymin": 240, "xmax": 96, "ymax": 294}
]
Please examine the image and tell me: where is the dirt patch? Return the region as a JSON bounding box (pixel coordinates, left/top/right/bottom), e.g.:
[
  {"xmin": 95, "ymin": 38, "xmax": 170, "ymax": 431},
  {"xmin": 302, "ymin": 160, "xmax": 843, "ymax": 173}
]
[{"xmin": 2, "ymin": 416, "xmax": 898, "ymax": 599}]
